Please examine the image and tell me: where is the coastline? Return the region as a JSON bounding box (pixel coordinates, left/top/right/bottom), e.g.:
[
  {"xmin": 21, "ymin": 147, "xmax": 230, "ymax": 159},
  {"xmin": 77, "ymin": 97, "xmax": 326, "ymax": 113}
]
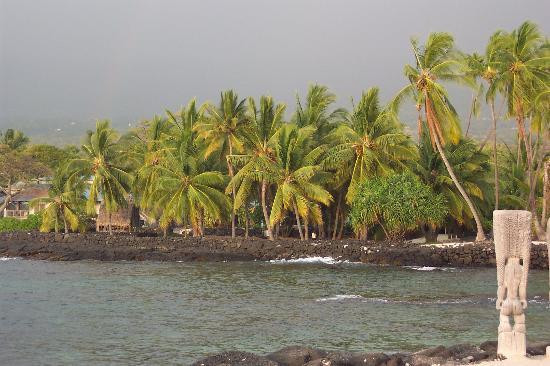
[
  {"xmin": 190, "ymin": 342, "xmax": 550, "ymax": 366},
  {"xmin": 0, "ymin": 231, "xmax": 548, "ymax": 269}
]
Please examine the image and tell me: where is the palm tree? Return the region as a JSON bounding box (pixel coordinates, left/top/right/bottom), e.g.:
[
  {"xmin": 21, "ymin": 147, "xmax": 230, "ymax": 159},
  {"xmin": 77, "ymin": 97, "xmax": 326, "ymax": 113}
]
[
  {"xmin": 68, "ymin": 120, "xmax": 131, "ymax": 235},
  {"xmin": 228, "ymin": 96, "xmax": 285, "ymax": 240},
  {"xmin": 492, "ymin": 21, "xmax": 549, "ymax": 238},
  {"xmin": 392, "ymin": 32, "xmax": 487, "ymax": 241},
  {"xmin": 31, "ymin": 169, "xmax": 86, "ymax": 233},
  {"xmin": 195, "ymin": 90, "xmax": 248, "ymax": 238},
  {"xmin": 324, "ymin": 87, "xmax": 415, "ymax": 204},
  {"xmin": 267, "ymin": 124, "xmax": 333, "ymax": 240},
  {"xmin": 415, "ymin": 125, "xmax": 492, "ymax": 241},
  {"xmin": 467, "ymin": 31, "xmax": 511, "ymax": 210},
  {"xmin": 0, "ymin": 129, "xmax": 29, "ymax": 150},
  {"xmin": 139, "ymin": 125, "xmax": 230, "ymax": 236},
  {"xmin": 293, "ymin": 84, "xmax": 346, "ymax": 139}
]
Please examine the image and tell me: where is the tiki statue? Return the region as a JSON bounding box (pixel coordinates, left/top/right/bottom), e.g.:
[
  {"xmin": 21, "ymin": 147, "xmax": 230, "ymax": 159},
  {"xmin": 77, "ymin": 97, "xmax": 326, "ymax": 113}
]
[{"xmin": 493, "ymin": 210, "xmax": 531, "ymax": 358}]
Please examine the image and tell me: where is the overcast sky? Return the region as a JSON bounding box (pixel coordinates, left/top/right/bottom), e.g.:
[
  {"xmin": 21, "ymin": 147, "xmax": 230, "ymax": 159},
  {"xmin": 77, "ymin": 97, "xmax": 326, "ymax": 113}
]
[{"xmin": 0, "ymin": 0, "xmax": 548, "ymax": 139}]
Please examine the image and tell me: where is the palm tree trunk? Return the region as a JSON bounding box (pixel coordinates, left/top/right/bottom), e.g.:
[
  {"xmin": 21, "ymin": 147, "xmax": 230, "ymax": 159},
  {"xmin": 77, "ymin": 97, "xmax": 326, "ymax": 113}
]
[
  {"xmin": 0, "ymin": 178, "xmax": 13, "ymax": 218},
  {"xmin": 108, "ymin": 212, "xmax": 112, "ymax": 235},
  {"xmin": 304, "ymin": 216, "xmax": 309, "ymax": 240},
  {"xmin": 244, "ymin": 199, "xmax": 249, "ymax": 239},
  {"xmin": 227, "ymin": 140, "xmax": 236, "ymax": 238},
  {"xmin": 63, "ymin": 215, "xmax": 68, "ymax": 234},
  {"xmin": 543, "ymin": 160, "xmax": 550, "ymax": 223},
  {"xmin": 465, "ymin": 92, "xmax": 476, "ymax": 137},
  {"xmin": 490, "ymin": 100, "xmax": 499, "ymax": 210},
  {"xmin": 261, "ymin": 180, "xmax": 274, "ymax": 240},
  {"xmin": 293, "ymin": 202, "xmax": 304, "ymax": 240},
  {"xmin": 338, "ymin": 210, "xmax": 344, "ymax": 239},
  {"xmin": 332, "ymin": 192, "xmax": 341, "ymax": 240},
  {"xmin": 433, "ymin": 131, "xmax": 486, "ymax": 242}
]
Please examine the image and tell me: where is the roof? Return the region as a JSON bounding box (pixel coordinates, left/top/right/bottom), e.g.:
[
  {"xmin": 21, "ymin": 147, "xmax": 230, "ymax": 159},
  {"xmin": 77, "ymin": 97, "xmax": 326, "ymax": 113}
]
[{"xmin": 11, "ymin": 185, "xmax": 51, "ymax": 202}]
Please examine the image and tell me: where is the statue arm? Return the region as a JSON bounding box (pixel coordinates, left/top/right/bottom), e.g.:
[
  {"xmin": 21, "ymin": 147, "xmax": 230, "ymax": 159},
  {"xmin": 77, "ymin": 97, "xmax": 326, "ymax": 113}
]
[
  {"xmin": 495, "ymin": 249, "xmax": 506, "ymax": 310},
  {"xmin": 520, "ymin": 242, "xmax": 530, "ymax": 309}
]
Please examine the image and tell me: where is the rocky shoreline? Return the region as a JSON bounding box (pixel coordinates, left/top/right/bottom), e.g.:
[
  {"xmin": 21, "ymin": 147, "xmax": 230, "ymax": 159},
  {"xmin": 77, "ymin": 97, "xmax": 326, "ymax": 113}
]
[
  {"xmin": 0, "ymin": 231, "xmax": 548, "ymax": 269},
  {"xmin": 190, "ymin": 342, "xmax": 550, "ymax": 366}
]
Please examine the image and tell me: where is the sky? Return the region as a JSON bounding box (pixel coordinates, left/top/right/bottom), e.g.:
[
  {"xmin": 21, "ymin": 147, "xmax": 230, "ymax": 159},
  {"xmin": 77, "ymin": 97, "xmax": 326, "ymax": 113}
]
[{"xmin": 0, "ymin": 0, "xmax": 548, "ymax": 143}]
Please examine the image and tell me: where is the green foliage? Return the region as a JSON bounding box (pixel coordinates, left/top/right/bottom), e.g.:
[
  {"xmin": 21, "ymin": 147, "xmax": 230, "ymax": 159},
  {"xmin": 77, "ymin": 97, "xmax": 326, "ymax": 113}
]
[
  {"xmin": 0, "ymin": 214, "xmax": 42, "ymax": 232},
  {"xmin": 350, "ymin": 173, "xmax": 447, "ymax": 240},
  {"xmin": 24, "ymin": 144, "xmax": 80, "ymax": 170}
]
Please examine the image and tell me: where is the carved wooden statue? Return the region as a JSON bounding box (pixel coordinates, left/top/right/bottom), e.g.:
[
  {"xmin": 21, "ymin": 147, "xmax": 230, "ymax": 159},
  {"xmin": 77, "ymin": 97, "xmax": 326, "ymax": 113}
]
[{"xmin": 493, "ymin": 210, "xmax": 531, "ymax": 358}]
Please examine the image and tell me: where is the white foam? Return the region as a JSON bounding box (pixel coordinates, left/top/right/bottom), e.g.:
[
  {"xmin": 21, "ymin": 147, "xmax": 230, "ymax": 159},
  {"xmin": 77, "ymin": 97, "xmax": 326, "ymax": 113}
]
[
  {"xmin": 404, "ymin": 266, "xmax": 457, "ymax": 272},
  {"xmin": 0, "ymin": 257, "xmax": 18, "ymax": 261},
  {"xmin": 269, "ymin": 256, "xmax": 346, "ymax": 264},
  {"xmin": 316, "ymin": 294, "xmax": 364, "ymax": 302}
]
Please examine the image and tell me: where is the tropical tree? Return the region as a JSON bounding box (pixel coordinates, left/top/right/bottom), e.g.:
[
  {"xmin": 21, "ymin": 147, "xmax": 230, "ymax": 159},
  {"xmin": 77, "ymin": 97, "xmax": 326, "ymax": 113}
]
[
  {"xmin": 491, "ymin": 21, "xmax": 549, "ymax": 237},
  {"xmin": 0, "ymin": 129, "xmax": 29, "ymax": 150},
  {"xmin": 228, "ymin": 96, "xmax": 285, "ymax": 240},
  {"xmin": 195, "ymin": 90, "xmax": 248, "ymax": 238},
  {"xmin": 324, "ymin": 87, "xmax": 415, "ymax": 203},
  {"xmin": 265, "ymin": 124, "xmax": 333, "ymax": 240},
  {"xmin": 414, "ymin": 125, "xmax": 493, "ymax": 240},
  {"xmin": 467, "ymin": 31, "xmax": 512, "ymax": 209},
  {"xmin": 392, "ymin": 32, "xmax": 487, "ymax": 241},
  {"xmin": 67, "ymin": 120, "xmax": 131, "ymax": 234},
  {"xmin": 138, "ymin": 121, "xmax": 230, "ymax": 236},
  {"xmin": 31, "ymin": 169, "xmax": 86, "ymax": 233}
]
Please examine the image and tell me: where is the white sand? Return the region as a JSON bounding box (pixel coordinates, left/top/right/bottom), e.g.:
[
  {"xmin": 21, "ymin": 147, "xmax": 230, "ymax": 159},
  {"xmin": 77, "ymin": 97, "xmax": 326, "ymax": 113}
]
[{"xmin": 476, "ymin": 356, "xmax": 550, "ymax": 365}]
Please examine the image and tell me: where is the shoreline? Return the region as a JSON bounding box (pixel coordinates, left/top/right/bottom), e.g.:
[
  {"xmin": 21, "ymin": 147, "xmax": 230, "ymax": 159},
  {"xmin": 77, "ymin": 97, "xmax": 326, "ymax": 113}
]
[
  {"xmin": 0, "ymin": 231, "xmax": 548, "ymax": 269},
  {"xmin": 190, "ymin": 342, "xmax": 550, "ymax": 366}
]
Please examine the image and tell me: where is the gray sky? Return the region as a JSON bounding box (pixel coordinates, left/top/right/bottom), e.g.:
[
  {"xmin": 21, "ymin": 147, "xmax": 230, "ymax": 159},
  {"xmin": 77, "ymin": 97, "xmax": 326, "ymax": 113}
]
[{"xmin": 0, "ymin": 0, "xmax": 548, "ymax": 142}]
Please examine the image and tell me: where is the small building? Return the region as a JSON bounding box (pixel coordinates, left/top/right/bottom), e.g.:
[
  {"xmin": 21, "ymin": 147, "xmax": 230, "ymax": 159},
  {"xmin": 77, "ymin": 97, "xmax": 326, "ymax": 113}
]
[
  {"xmin": 96, "ymin": 203, "xmax": 140, "ymax": 232},
  {"xmin": 3, "ymin": 184, "xmax": 50, "ymax": 219}
]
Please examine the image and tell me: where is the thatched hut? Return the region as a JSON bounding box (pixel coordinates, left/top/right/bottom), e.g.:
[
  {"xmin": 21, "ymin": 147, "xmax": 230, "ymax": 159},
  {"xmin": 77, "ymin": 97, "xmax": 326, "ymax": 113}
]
[{"xmin": 96, "ymin": 203, "xmax": 140, "ymax": 233}]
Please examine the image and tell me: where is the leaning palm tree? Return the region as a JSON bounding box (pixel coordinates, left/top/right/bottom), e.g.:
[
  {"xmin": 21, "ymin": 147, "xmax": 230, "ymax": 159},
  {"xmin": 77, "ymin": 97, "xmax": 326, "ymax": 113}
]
[
  {"xmin": 324, "ymin": 87, "xmax": 415, "ymax": 204},
  {"xmin": 195, "ymin": 90, "xmax": 248, "ymax": 238},
  {"xmin": 31, "ymin": 169, "xmax": 86, "ymax": 233},
  {"xmin": 267, "ymin": 124, "xmax": 333, "ymax": 240},
  {"xmin": 392, "ymin": 32, "xmax": 487, "ymax": 241},
  {"xmin": 67, "ymin": 120, "xmax": 131, "ymax": 235},
  {"xmin": 228, "ymin": 96, "xmax": 285, "ymax": 240}
]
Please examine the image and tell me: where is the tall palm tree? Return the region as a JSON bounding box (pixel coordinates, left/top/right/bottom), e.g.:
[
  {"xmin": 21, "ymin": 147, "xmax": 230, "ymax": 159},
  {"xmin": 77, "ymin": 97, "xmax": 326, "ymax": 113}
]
[
  {"xmin": 392, "ymin": 32, "xmax": 487, "ymax": 241},
  {"xmin": 195, "ymin": 90, "xmax": 248, "ymax": 238},
  {"xmin": 228, "ymin": 96, "xmax": 285, "ymax": 240},
  {"xmin": 139, "ymin": 125, "xmax": 230, "ymax": 236},
  {"xmin": 491, "ymin": 21, "xmax": 549, "ymax": 238},
  {"xmin": 324, "ymin": 87, "xmax": 415, "ymax": 203},
  {"xmin": 31, "ymin": 169, "xmax": 86, "ymax": 233},
  {"xmin": 467, "ymin": 31, "xmax": 512, "ymax": 210},
  {"xmin": 267, "ymin": 124, "xmax": 333, "ymax": 240},
  {"xmin": 68, "ymin": 120, "xmax": 131, "ymax": 235}
]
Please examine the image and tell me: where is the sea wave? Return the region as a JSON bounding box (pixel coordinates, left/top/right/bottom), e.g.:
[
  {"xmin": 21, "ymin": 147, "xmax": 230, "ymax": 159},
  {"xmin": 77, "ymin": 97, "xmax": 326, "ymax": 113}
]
[
  {"xmin": 269, "ymin": 256, "xmax": 359, "ymax": 265},
  {"xmin": 316, "ymin": 294, "xmax": 365, "ymax": 302},
  {"xmin": 0, "ymin": 257, "xmax": 18, "ymax": 261},
  {"xmin": 404, "ymin": 266, "xmax": 457, "ymax": 272}
]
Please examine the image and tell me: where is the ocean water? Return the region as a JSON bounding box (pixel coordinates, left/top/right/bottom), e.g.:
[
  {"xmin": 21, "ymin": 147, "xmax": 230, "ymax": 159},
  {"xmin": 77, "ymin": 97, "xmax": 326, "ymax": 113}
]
[{"xmin": 0, "ymin": 258, "xmax": 548, "ymax": 365}]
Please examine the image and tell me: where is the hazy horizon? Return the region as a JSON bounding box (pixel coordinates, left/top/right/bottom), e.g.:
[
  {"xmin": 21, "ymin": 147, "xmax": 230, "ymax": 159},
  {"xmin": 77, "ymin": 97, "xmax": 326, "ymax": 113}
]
[{"xmin": 1, "ymin": 0, "xmax": 548, "ymax": 144}]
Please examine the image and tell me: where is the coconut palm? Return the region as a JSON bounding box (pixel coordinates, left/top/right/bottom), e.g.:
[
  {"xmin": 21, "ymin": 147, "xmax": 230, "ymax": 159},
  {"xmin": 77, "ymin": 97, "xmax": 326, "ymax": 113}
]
[
  {"xmin": 139, "ymin": 127, "xmax": 230, "ymax": 236},
  {"xmin": 491, "ymin": 21, "xmax": 549, "ymax": 237},
  {"xmin": 414, "ymin": 125, "xmax": 492, "ymax": 241},
  {"xmin": 67, "ymin": 120, "xmax": 131, "ymax": 235},
  {"xmin": 392, "ymin": 32, "xmax": 487, "ymax": 241},
  {"xmin": 31, "ymin": 169, "xmax": 86, "ymax": 233},
  {"xmin": 467, "ymin": 31, "xmax": 512, "ymax": 210},
  {"xmin": 228, "ymin": 96, "xmax": 285, "ymax": 240},
  {"xmin": 195, "ymin": 90, "xmax": 248, "ymax": 238},
  {"xmin": 324, "ymin": 87, "xmax": 415, "ymax": 204},
  {"xmin": 293, "ymin": 84, "xmax": 346, "ymax": 139},
  {"xmin": 267, "ymin": 124, "xmax": 333, "ymax": 240}
]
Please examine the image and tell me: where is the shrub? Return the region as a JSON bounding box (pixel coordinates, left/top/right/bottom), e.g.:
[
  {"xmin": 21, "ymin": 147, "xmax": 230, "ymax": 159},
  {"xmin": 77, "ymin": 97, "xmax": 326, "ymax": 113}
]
[
  {"xmin": 0, "ymin": 214, "xmax": 42, "ymax": 232},
  {"xmin": 350, "ymin": 173, "xmax": 447, "ymax": 240}
]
